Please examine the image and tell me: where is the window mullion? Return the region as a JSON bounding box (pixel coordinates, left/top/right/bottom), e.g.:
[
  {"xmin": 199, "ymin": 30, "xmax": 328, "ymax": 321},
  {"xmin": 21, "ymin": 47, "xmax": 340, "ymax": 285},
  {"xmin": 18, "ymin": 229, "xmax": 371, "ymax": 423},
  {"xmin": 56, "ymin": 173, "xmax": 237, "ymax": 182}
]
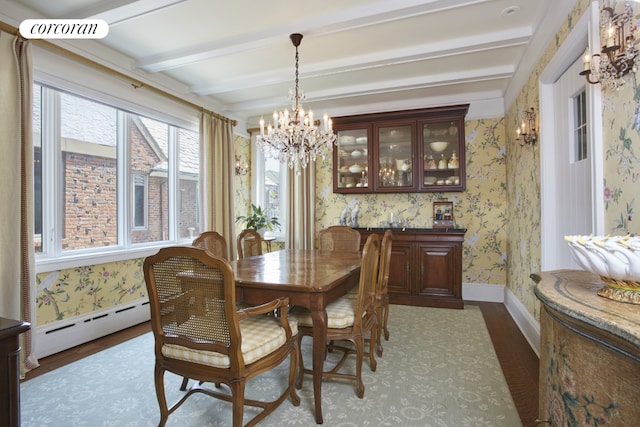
[
  {"xmin": 41, "ymin": 87, "xmax": 61, "ymax": 257},
  {"xmin": 118, "ymin": 111, "xmax": 129, "ymax": 247},
  {"xmin": 168, "ymin": 126, "xmax": 178, "ymax": 241}
]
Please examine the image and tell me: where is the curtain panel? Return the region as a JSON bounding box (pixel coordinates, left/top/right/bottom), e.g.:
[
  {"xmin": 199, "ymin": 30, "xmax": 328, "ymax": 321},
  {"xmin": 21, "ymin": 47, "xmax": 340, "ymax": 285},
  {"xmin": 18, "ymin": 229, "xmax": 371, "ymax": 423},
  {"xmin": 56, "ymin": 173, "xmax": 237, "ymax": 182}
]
[
  {"xmin": 200, "ymin": 112, "xmax": 237, "ymax": 259},
  {"xmin": 0, "ymin": 30, "xmax": 38, "ymax": 372},
  {"xmin": 286, "ymin": 163, "xmax": 316, "ymax": 250}
]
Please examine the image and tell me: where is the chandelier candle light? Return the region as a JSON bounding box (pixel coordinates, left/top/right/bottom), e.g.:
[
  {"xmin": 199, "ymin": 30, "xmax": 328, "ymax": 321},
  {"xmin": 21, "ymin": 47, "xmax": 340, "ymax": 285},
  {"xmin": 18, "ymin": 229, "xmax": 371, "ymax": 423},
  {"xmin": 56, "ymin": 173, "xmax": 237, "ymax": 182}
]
[
  {"xmin": 257, "ymin": 33, "xmax": 336, "ymax": 172},
  {"xmin": 580, "ymin": 0, "xmax": 639, "ymax": 89}
]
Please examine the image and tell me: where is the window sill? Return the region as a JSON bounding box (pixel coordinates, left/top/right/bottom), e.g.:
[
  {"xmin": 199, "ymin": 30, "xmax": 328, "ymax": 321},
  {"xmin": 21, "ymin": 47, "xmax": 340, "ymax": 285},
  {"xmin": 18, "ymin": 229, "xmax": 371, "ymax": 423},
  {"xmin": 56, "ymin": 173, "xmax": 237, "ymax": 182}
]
[{"xmin": 35, "ymin": 242, "xmax": 188, "ymax": 273}]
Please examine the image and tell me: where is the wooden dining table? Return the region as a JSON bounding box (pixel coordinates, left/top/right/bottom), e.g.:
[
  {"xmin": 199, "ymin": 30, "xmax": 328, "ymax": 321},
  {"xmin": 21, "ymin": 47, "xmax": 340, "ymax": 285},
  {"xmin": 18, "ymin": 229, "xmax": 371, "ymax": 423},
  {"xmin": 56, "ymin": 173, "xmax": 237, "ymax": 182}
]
[{"xmin": 229, "ymin": 249, "xmax": 361, "ymax": 424}]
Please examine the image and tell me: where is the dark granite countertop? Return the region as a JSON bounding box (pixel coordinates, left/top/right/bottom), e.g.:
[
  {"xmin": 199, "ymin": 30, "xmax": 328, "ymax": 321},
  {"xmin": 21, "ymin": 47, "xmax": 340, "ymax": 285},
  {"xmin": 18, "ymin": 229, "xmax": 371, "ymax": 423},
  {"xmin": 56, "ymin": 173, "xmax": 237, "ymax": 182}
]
[{"xmin": 355, "ymin": 227, "xmax": 467, "ymax": 233}]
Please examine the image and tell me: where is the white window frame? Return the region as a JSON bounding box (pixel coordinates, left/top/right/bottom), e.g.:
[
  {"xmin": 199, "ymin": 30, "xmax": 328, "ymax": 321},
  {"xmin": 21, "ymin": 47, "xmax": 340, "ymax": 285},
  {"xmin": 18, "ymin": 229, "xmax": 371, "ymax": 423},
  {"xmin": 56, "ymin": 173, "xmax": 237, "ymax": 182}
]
[
  {"xmin": 33, "ymin": 46, "xmax": 199, "ymax": 273},
  {"xmin": 132, "ymin": 173, "xmax": 149, "ymax": 230},
  {"xmin": 251, "ymin": 135, "xmax": 287, "ymax": 241}
]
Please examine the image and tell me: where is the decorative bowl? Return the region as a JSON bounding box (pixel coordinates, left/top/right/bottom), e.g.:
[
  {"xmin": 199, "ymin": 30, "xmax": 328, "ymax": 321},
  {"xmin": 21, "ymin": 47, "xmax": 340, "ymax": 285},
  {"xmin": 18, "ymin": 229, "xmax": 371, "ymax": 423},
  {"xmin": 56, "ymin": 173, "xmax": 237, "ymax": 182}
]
[
  {"xmin": 565, "ymin": 234, "xmax": 640, "ymax": 304},
  {"xmin": 355, "ymin": 137, "xmax": 367, "ymax": 144},
  {"xmin": 424, "ymin": 176, "xmax": 437, "ymax": 185},
  {"xmin": 429, "ymin": 141, "xmax": 449, "ymax": 152},
  {"xmin": 340, "ymin": 135, "xmax": 355, "ymax": 145},
  {"xmin": 349, "ymin": 164, "xmax": 363, "ymax": 173},
  {"xmin": 351, "ymin": 149, "xmax": 362, "ymax": 158}
]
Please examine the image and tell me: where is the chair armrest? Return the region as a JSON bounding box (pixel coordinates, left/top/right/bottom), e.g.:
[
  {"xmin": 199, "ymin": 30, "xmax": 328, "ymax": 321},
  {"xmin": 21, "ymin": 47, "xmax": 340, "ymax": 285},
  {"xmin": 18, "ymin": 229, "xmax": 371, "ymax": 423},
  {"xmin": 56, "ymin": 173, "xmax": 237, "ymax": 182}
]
[
  {"xmin": 237, "ymin": 297, "xmax": 295, "ymax": 339},
  {"xmin": 237, "ymin": 297, "xmax": 289, "ymax": 319}
]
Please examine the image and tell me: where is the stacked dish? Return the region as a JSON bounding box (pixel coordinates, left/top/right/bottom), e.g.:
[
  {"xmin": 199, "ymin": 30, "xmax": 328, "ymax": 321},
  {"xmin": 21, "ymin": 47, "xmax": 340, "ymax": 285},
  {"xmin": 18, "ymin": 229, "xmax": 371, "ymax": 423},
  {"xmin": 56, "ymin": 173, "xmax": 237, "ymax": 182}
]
[{"xmin": 565, "ymin": 234, "xmax": 640, "ymax": 304}]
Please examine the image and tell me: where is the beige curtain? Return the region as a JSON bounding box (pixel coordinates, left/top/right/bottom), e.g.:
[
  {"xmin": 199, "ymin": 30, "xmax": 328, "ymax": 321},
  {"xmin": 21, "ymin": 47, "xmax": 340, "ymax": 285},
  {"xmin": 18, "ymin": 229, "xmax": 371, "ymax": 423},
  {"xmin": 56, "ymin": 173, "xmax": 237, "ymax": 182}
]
[
  {"xmin": 200, "ymin": 112, "xmax": 237, "ymax": 259},
  {"xmin": 0, "ymin": 31, "xmax": 38, "ymax": 372},
  {"xmin": 285, "ymin": 163, "xmax": 316, "ymax": 250}
]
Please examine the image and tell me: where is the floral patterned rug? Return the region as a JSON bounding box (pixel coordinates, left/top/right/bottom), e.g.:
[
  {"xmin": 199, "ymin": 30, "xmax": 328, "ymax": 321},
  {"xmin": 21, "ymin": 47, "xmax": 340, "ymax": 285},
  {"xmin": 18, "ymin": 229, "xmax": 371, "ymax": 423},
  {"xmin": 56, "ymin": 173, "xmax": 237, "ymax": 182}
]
[{"xmin": 21, "ymin": 304, "xmax": 522, "ymax": 426}]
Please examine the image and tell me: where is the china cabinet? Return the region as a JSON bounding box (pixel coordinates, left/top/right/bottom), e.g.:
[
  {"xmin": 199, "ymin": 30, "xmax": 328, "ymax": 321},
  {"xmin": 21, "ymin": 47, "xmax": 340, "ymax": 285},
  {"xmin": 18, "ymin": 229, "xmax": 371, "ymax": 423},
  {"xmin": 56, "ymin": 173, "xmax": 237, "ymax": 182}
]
[
  {"xmin": 357, "ymin": 228, "xmax": 465, "ymax": 309},
  {"xmin": 332, "ymin": 105, "xmax": 468, "ymax": 194}
]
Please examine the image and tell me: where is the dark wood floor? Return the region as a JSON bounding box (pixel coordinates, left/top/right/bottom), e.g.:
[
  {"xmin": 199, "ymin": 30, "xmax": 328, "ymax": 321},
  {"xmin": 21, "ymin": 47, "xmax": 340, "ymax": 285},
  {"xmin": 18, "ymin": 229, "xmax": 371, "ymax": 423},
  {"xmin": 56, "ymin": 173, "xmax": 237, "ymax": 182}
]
[{"xmin": 22, "ymin": 301, "xmax": 539, "ymax": 426}]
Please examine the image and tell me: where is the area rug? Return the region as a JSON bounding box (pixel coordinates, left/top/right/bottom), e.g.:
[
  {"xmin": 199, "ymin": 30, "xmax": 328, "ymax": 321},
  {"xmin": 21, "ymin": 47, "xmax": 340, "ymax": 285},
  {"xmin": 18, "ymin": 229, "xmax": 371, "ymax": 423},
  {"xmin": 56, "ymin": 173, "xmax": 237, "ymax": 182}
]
[{"xmin": 21, "ymin": 305, "xmax": 522, "ymax": 426}]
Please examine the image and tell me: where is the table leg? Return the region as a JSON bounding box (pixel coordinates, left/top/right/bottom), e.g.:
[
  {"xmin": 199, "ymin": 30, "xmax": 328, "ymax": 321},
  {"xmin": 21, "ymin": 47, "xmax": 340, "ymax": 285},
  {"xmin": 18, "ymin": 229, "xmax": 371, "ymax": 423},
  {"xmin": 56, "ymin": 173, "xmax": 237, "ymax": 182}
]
[{"xmin": 311, "ymin": 307, "xmax": 328, "ymax": 424}]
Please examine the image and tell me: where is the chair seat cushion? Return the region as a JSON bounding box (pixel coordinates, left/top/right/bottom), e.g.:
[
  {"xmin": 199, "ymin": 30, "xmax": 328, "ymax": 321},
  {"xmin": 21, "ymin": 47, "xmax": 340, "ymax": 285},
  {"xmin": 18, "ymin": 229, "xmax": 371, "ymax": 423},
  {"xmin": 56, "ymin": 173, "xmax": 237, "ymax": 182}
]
[
  {"xmin": 290, "ymin": 297, "xmax": 356, "ymax": 329},
  {"xmin": 162, "ymin": 315, "xmax": 298, "ymax": 368}
]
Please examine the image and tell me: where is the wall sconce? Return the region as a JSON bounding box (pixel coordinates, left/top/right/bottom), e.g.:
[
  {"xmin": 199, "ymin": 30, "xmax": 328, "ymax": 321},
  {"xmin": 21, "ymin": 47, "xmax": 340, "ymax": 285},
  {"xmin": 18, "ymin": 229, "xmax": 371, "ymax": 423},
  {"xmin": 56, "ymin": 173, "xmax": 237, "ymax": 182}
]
[
  {"xmin": 235, "ymin": 155, "xmax": 248, "ymax": 176},
  {"xmin": 516, "ymin": 107, "xmax": 537, "ymax": 146},
  {"xmin": 580, "ymin": 1, "xmax": 638, "ymax": 89}
]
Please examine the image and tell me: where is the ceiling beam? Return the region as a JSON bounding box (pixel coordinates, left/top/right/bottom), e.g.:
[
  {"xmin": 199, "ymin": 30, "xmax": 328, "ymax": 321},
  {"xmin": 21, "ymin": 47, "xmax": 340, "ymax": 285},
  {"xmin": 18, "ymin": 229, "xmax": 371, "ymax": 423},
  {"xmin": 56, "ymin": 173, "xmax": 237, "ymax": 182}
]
[
  {"xmin": 64, "ymin": 0, "xmax": 187, "ymax": 25},
  {"xmin": 191, "ymin": 27, "xmax": 529, "ymax": 96},
  {"xmin": 137, "ymin": 0, "xmax": 492, "ymax": 72},
  {"xmin": 226, "ymin": 65, "xmax": 512, "ymax": 113}
]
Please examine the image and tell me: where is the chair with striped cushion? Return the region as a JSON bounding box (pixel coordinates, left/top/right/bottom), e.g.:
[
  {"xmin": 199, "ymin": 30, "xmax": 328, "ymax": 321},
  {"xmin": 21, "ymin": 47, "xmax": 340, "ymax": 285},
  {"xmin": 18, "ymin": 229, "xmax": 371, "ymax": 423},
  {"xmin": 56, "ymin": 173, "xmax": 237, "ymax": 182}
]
[
  {"xmin": 237, "ymin": 229, "xmax": 263, "ymax": 259},
  {"xmin": 290, "ymin": 233, "xmax": 380, "ymax": 398},
  {"xmin": 143, "ymin": 246, "xmax": 299, "ymax": 427},
  {"xmin": 193, "ymin": 231, "xmax": 229, "ymax": 260}
]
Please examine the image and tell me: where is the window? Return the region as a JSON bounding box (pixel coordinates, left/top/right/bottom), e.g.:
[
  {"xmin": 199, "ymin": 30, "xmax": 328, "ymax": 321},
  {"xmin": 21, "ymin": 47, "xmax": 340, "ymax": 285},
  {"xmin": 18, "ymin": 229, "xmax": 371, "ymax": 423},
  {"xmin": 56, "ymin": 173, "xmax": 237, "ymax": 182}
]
[
  {"xmin": 133, "ymin": 174, "xmax": 147, "ymax": 229},
  {"xmin": 33, "ymin": 83, "xmax": 200, "ymax": 264},
  {"xmin": 573, "ymin": 89, "xmax": 588, "ymax": 162},
  {"xmin": 252, "ymin": 137, "xmax": 286, "ymax": 240}
]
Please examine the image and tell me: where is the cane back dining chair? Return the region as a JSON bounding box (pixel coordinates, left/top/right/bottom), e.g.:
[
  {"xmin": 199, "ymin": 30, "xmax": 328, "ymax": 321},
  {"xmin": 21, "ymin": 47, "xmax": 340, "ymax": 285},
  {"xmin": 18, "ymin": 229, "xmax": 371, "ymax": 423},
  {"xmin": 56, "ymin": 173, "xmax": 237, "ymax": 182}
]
[
  {"xmin": 290, "ymin": 233, "xmax": 380, "ymax": 398},
  {"xmin": 192, "ymin": 231, "xmax": 228, "ymax": 260},
  {"xmin": 375, "ymin": 230, "xmax": 393, "ymax": 356},
  {"xmin": 317, "ymin": 225, "xmax": 361, "ymax": 252},
  {"xmin": 143, "ymin": 246, "xmax": 299, "ymax": 427},
  {"xmin": 237, "ymin": 229, "xmax": 263, "ymax": 259}
]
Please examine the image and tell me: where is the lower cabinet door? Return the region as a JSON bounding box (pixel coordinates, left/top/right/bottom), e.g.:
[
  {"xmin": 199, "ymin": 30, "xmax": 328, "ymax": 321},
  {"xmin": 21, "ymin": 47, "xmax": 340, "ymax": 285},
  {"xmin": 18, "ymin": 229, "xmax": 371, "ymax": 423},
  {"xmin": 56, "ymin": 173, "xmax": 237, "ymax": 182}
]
[
  {"xmin": 415, "ymin": 242, "xmax": 463, "ymax": 308},
  {"xmin": 386, "ymin": 241, "xmax": 412, "ymax": 297}
]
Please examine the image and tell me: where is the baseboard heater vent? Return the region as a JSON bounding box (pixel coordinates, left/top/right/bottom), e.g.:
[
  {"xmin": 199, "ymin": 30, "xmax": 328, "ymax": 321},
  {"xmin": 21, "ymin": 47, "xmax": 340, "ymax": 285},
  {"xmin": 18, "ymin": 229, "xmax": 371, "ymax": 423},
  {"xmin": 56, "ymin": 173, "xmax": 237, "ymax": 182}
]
[{"xmin": 35, "ymin": 298, "xmax": 150, "ymax": 359}]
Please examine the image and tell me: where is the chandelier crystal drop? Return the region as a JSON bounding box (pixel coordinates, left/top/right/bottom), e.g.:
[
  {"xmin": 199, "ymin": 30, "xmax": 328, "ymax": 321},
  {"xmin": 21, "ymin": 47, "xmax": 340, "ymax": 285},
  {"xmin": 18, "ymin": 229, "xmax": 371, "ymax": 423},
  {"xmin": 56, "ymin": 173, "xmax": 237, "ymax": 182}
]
[{"xmin": 257, "ymin": 33, "xmax": 336, "ymax": 173}]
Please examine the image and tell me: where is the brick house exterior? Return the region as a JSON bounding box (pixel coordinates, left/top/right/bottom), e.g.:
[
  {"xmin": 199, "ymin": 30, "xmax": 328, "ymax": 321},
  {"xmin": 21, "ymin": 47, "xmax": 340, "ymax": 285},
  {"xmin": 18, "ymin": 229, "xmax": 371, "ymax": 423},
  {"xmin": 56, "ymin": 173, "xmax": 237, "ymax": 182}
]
[{"xmin": 56, "ymin": 115, "xmax": 198, "ymax": 251}]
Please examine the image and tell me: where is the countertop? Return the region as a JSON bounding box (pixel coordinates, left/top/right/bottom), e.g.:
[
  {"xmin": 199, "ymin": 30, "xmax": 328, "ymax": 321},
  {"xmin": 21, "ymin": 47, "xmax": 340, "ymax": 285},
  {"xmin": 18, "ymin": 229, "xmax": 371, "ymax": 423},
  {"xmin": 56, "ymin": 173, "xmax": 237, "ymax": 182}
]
[
  {"xmin": 355, "ymin": 227, "xmax": 467, "ymax": 233},
  {"xmin": 532, "ymin": 269, "xmax": 640, "ymax": 353}
]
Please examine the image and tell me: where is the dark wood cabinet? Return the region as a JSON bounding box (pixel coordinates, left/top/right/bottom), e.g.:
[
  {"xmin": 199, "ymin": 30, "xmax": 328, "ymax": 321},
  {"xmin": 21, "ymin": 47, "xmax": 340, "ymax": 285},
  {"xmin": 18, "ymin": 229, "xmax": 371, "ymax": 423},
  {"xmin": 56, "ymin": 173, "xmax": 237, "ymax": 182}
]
[
  {"xmin": 333, "ymin": 105, "xmax": 468, "ymax": 194},
  {"xmin": 0, "ymin": 317, "xmax": 30, "ymax": 427},
  {"xmin": 357, "ymin": 228, "xmax": 465, "ymax": 308}
]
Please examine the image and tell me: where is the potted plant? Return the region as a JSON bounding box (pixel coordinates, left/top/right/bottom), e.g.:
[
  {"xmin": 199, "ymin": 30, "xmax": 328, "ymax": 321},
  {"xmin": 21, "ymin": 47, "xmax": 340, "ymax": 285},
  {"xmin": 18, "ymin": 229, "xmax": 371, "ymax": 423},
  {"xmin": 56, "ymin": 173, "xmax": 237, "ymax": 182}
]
[{"xmin": 236, "ymin": 204, "xmax": 280, "ymax": 236}]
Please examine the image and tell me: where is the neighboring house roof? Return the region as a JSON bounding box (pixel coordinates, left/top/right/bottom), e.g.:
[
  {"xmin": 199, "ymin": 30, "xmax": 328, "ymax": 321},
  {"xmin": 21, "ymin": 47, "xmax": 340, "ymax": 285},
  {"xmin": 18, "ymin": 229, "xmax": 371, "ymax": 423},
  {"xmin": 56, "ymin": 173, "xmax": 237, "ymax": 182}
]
[
  {"xmin": 54, "ymin": 89, "xmax": 199, "ymax": 177},
  {"xmin": 139, "ymin": 116, "xmax": 199, "ymax": 176}
]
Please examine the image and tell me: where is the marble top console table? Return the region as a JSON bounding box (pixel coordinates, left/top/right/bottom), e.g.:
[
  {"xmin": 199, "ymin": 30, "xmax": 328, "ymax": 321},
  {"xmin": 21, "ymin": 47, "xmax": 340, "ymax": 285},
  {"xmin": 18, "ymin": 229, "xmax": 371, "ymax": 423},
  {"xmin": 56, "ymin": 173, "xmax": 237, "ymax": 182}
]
[{"xmin": 532, "ymin": 270, "xmax": 640, "ymax": 426}]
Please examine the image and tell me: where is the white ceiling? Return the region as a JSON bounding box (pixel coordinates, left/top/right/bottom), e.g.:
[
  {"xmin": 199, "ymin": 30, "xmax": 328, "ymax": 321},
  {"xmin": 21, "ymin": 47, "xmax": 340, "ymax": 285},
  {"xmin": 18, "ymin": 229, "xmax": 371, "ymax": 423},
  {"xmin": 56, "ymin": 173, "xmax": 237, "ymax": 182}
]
[{"xmin": 1, "ymin": 0, "xmax": 578, "ymax": 130}]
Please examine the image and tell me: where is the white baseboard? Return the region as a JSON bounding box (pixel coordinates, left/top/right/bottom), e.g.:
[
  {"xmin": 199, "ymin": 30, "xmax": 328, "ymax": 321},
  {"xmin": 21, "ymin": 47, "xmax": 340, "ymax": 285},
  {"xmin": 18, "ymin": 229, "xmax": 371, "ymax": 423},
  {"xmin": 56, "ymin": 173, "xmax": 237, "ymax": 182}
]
[
  {"xmin": 34, "ymin": 298, "xmax": 150, "ymax": 359},
  {"xmin": 463, "ymin": 282, "xmax": 505, "ymax": 302},
  {"xmin": 504, "ymin": 288, "xmax": 540, "ymax": 357},
  {"xmin": 463, "ymin": 282, "xmax": 540, "ymax": 357}
]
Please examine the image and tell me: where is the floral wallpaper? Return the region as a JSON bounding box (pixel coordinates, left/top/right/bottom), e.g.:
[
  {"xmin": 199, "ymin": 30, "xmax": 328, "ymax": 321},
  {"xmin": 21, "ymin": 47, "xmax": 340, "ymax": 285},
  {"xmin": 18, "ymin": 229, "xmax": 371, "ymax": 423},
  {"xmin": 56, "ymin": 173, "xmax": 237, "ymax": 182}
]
[
  {"xmin": 315, "ymin": 117, "xmax": 508, "ymax": 287},
  {"xmin": 35, "ymin": 259, "xmax": 146, "ymax": 323},
  {"xmin": 507, "ymin": 0, "xmax": 640, "ymax": 320},
  {"xmin": 34, "ymin": 0, "xmax": 640, "ymax": 328}
]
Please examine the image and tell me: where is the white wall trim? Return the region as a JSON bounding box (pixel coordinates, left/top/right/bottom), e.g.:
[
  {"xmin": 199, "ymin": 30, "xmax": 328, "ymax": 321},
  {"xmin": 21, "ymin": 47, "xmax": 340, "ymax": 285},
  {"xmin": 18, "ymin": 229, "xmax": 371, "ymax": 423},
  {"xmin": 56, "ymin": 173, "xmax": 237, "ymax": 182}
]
[
  {"xmin": 462, "ymin": 282, "xmax": 505, "ymax": 303},
  {"xmin": 504, "ymin": 288, "xmax": 541, "ymax": 357},
  {"xmin": 539, "ymin": 1, "xmax": 604, "ymax": 271},
  {"xmin": 34, "ymin": 298, "xmax": 150, "ymax": 359}
]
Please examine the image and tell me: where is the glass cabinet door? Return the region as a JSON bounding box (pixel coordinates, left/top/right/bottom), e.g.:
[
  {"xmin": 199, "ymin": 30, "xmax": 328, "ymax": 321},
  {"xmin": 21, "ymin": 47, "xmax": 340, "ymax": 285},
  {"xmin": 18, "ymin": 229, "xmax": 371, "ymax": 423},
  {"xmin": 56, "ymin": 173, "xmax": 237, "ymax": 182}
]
[
  {"xmin": 421, "ymin": 119, "xmax": 464, "ymax": 191},
  {"xmin": 376, "ymin": 124, "xmax": 415, "ymax": 190},
  {"xmin": 334, "ymin": 127, "xmax": 370, "ymax": 191}
]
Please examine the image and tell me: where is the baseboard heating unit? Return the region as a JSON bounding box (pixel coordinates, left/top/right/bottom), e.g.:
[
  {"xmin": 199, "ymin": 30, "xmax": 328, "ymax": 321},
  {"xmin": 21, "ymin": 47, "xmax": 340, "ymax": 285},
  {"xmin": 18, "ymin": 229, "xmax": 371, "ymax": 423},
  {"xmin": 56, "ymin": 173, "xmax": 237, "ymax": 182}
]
[{"xmin": 34, "ymin": 298, "xmax": 150, "ymax": 359}]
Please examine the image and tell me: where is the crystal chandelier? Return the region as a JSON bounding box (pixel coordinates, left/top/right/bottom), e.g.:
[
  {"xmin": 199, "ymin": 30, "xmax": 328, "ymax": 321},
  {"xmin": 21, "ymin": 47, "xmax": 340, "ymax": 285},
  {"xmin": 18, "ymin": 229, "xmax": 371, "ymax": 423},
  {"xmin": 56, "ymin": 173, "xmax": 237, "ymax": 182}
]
[
  {"xmin": 257, "ymin": 33, "xmax": 336, "ymax": 172},
  {"xmin": 580, "ymin": 1, "xmax": 639, "ymax": 90}
]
